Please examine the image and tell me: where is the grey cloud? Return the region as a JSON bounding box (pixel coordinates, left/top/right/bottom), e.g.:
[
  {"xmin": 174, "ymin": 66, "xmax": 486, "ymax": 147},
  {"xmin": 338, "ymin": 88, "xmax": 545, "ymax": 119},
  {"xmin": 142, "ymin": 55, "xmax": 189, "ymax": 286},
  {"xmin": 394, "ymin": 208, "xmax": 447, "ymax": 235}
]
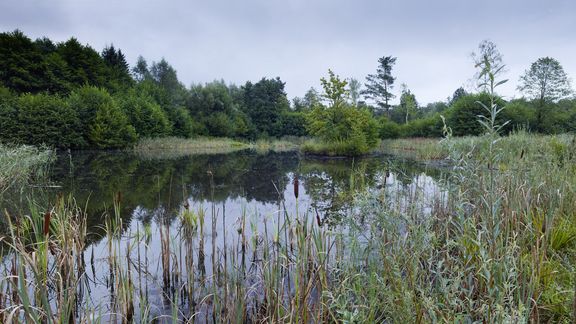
[{"xmin": 1, "ymin": 0, "xmax": 574, "ymax": 103}]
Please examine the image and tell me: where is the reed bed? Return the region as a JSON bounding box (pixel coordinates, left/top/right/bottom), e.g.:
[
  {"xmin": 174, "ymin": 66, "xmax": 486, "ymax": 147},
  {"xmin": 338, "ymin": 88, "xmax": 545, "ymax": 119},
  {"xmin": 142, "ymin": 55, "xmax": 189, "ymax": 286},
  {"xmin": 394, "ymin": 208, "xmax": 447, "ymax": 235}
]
[
  {"xmin": 252, "ymin": 138, "xmax": 302, "ymax": 154},
  {"xmin": 0, "ymin": 143, "xmax": 54, "ymax": 194},
  {"xmin": 134, "ymin": 137, "xmax": 301, "ymax": 160},
  {"xmin": 380, "ymin": 137, "xmax": 448, "ymax": 160},
  {"xmin": 1, "ymin": 131, "xmax": 575, "ymax": 322},
  {"xmin": 133, "ymin": 137, "xmax": 250, "ymax": 159}
]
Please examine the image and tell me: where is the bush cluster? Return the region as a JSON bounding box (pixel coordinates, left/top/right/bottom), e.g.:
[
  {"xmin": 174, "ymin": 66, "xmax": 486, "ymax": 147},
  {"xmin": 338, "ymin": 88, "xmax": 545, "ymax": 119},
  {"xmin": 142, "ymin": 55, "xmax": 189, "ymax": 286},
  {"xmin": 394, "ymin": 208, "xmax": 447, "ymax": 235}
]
[{"xmin": 377, "ymin": 93, "xmax": 576, "ymax": 139}]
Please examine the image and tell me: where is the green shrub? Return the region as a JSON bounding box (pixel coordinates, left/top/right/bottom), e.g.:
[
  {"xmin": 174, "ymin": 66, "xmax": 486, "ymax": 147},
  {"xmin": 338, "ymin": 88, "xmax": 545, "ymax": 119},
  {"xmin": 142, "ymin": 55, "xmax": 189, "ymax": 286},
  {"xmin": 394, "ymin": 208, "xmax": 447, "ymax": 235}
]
[
  {"xmin": 68, "ymin": 86, "xmax": 136, "ymax": 148},
  {"xmin": 400, "ymin": 113, "xmax": 443, "ymax": 137},
  {"xmin": 117, "ymin": 92, "xmax": 172, "ymax": 138},
  {"xmin": 445, "ymin": 93, "xmax": 507, "ymax": 136},
  {"xmin": 500, "ymin": 99, "xmax": 537, "ymax": 133},
  {"xmin": 0, "ymin": 90, "xmax": 85, "ymax": 148},
  {"xmin": 377, "ymin": 117, "xmax": 401, "ymax": 139},
  {"xmin": 204, "ymin": 112, "xmax": 235, "ymax": 137},
  {"xmin": 306, "ymin": 106, "xmax": 378, "ymax": 156},
  {"xmin": 168, "ymin": 107, "xmax": 195, "ymax": 138},
  {"xmin": 536, "ymin": 101, "xmax": 576, "ymax": 134},
  {"xmin": 275, "ymin": 111, "xmax": 308, "ymax": 137},
  {"xmin": 0, "ymin": 86, "xmax": 18, "ymax": 143},
  {"xmin": 16, "ymin": 93, "xmax": 85, "ymax": 147},
  {"xmin": 301, "ymin": 136, "xmax": 371, "ymax": 157}
]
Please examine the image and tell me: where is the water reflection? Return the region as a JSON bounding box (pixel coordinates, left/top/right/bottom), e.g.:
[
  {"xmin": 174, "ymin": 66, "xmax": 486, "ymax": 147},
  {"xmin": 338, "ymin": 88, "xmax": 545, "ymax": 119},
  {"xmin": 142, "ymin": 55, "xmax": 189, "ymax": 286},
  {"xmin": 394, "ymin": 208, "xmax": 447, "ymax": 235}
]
[
  {"xmin": 1, "ymin": 150, "xmax": 446, "ymax": 238},
  {"xmin": 0, "ymin": 149, "xmax": 448, "ymax": 320}
]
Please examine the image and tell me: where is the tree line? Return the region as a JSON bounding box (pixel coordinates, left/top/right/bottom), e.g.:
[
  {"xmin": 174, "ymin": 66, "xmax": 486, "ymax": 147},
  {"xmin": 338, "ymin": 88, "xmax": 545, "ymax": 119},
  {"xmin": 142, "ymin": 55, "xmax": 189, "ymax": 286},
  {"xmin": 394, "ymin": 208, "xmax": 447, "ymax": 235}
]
[
  {"xmin": 358, "ymin": 40, "xmax": 575, "ymax": 138},
  {"xmin": 0, "ymin": 30, "xmax": 305, "ymax": 148},
  {"xmin": 0, "ymin": 31, "xmax": 574, "ymax": 151}
]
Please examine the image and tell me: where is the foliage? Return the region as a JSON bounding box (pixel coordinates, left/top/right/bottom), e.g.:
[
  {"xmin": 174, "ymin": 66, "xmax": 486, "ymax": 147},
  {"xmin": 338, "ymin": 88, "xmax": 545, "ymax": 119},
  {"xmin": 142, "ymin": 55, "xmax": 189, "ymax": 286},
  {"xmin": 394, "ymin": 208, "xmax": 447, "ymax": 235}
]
[
  {"xmin": 471, "ymin": 40, "xmax": 505, "ymax": 91},
  {"xmin": 276, "ymin": 111, "xmax": 308, "ymax": 137},
  {"xmin": 68, "ymin": 86, "xmax": 137, "ymax": 148},
  {"xmin": 449, "ymin": 87, "xmax": 468, "ymax": 106},
  {"xmin": 397, "ymin": 84, "xmax": 418, "ymax": 124},
  {"xmin": 166, "ymin": 106, "xmax": 195, "ymax": 138},
  {"xmin": 518, "ymin": 57, "xmax": 573, "ymax": 105},
  {"xmin": 187, "ymin": 81, "xmax": 250, "ymax": 138},
  {"xmin": 500, "ymin": 99, "xmax": 537, "ymax": 132},
  {"xmin": 101, "ymin": 44, "xmax": 134, "ymax": 92},
  {"xmin": 305, "ymin": 70, "xmax": 378, "ymax": 156},
  {"xmin": 0, "ymin": 87, "xmax": 85, "ymax": 148},
  {"xmin": 241, "ymin": 77, "xmax": 290, "ymax": 137},
  {"xmin": 149, "ymin": 58, "xmax": 187, "ymax": 107},
  {"xmin": 0, "ymin": 143, "xmax": 54, "ymax": 193},
  {"xmin": 0, "ymin": 30, "xmax": 53, "ymax": 93},
  {"xmin": 377, "ymin": 116, "xmax": 401, "ymax": 139},
  {"xmin": 15, "ymin": 93, "xmax": 85, "ymax": 147},
  {"xmin": 347, "ymin": 78, "xmax": 362, "ymax": 105},
  {"xmin": 400, "ymin": 113, "xmax": 443, "ymax": 137},
  {"xmin": 116, "ymin": 91, "xmax": 172, "ymax": 138},
  {"xmin": 2, "ymin": 30, "xmax": 576, "ymax": 149},
  {"xmin": 303, "ymin": 87, "xmax": 321, "ymax": 110},
  {"xmin": 362, "ymin": 56, "xmax": 396, "ymax": 115},
  {"xmin": 445, "ymin": 93, "xmax": 507, "ymax": 136}
]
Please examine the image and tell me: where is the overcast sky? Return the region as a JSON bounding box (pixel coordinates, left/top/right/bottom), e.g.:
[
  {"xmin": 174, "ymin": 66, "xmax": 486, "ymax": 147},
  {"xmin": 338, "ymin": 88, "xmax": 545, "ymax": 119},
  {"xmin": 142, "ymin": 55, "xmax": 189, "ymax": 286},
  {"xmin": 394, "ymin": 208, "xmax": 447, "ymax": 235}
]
[{"xmin": 1, "ymin": 0, "xmax": 575, "ymax": 104}]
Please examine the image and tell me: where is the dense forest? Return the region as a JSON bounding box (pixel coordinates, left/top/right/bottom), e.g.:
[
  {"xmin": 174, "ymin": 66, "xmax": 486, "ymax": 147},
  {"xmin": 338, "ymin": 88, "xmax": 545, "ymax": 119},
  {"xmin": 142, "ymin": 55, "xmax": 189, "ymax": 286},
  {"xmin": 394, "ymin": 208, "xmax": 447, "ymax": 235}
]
[{"xmin": 1, "ymin": 30, "xmax": 574, "ymax": 151}]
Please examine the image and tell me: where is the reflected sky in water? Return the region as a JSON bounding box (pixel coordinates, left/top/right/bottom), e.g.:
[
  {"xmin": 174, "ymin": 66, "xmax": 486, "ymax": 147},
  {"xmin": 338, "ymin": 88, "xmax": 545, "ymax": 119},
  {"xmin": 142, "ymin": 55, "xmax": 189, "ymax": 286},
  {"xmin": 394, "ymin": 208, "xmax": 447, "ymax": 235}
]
[{"xmin": 0, "ymin": 149, "xmax": 448, "ymax": 319}]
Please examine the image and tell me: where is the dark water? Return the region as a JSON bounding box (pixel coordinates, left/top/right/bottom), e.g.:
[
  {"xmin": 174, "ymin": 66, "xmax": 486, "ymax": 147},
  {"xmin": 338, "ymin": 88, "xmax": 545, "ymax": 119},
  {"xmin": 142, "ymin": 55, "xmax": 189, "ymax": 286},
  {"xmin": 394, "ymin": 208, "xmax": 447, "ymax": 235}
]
[
  {"xmin": 0, "ymin": 149, "xmax": 447, "ymax": 320},
  {"xmin": 2, "ymin": 150, "xmax": 446, "ymax": 234}
]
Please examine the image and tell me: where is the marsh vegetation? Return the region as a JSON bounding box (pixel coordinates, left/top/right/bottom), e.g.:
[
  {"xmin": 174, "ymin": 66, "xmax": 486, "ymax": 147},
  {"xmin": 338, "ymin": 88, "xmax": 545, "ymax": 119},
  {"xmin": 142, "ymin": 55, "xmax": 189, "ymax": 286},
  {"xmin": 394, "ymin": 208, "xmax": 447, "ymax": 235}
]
[{"xmin": 1, "ymin": 29, "xmax": 576, "ymax": 324}]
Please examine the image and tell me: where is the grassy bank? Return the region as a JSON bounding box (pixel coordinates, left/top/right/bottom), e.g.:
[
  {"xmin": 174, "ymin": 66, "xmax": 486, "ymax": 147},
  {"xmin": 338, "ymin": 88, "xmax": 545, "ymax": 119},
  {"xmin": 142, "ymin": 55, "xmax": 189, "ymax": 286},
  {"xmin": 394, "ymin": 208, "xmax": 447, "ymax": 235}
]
[
  {"xmin": 0, "ymin": 143, "xmax": 54, "ymax": 193},
  {"xmin": 380, "ymin": 137, "xmax": 447, "ymax": 160},
  {"xmin": 1, "ymin": 132, "xmax": 576, "ymax": 322},
  {"xmin": 301, "ymin": 138, "xmax": 377, "ymax": 157},
  {"xmin": 133, "ymin": 136, "xmax": 301, "ymax": 159},
  {"xmin": 381, "ymin": 132, "xmax": 576, "ymax": 161},
  {"xmin": 347, "ymin": 131, "xmax": 576, "ymax": 322}
]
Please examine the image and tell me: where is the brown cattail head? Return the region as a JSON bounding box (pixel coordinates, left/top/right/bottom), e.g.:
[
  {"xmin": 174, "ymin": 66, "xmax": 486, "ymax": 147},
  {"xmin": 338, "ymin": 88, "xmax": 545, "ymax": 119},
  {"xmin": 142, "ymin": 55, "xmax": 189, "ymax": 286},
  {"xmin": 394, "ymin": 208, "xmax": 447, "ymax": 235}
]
[
  {"xmin": 520, "ymin": 149, "xmax": 524, "ymax": 159},
  {"xmin": 115, "ymin": 192, "xmax": 123, "ymax": 205},
  {"xmin": 293, "ymin": 174, "xmax": 299, "ymax": 199},
  {"xmin": 43, "ymin": 211, "xmax": 51, "ymax": 236},
  {"xmin": 315, "ymin": 209, "xmax": 321, "ymax": 227}
]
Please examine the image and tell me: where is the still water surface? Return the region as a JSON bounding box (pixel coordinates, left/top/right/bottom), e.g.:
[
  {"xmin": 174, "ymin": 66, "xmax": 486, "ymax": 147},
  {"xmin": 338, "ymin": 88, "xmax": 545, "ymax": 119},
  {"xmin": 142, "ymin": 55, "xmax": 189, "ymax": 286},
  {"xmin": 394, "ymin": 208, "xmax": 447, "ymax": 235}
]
[{"xmin": 1, "ymin": 149, "xmax": 447, "ymax": 320}]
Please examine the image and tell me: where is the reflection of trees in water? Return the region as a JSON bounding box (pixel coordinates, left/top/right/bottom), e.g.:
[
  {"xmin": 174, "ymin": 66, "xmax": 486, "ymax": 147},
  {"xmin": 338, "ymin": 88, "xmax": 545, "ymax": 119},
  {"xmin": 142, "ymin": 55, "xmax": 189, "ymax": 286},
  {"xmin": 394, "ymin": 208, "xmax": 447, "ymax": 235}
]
[
  {"xmin": 1, "ymin": 150, "xmax": 446, "ymax": 242},
  {"xmin": 299, "ymin": 156, "xmax": 446, "ymax": 225},
  {"xmin": 46, "ymin": 151, "xmax": 299, "ymax": 234},
  {"xmin": 299, "ymin": 158, "xmax": 383, "ymax": 225}
]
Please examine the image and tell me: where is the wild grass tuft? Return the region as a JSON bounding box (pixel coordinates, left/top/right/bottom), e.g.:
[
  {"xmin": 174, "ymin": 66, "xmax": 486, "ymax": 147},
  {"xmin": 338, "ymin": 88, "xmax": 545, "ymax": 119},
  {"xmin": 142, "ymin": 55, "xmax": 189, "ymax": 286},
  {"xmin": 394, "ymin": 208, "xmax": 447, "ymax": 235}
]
[{"xmin": 0, "ymin": 143, "xmax": 54, "ymax": 194}]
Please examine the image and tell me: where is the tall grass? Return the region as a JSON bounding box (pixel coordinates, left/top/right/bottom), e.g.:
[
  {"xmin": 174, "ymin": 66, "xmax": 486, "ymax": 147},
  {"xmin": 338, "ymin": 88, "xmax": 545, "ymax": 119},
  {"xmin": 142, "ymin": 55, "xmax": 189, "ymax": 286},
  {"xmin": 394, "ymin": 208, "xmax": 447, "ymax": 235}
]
[
  {"xmin": 1, "ymin": 129, "xmax": 575, "ymax": 322},
  {"xmin": 133, "ymin": 137, "xmax": 250, "ymax": 158},
  {"xmin": 134, "ymin": 136, "xmax": 301, "ymax": 159},
  {"xmin": 380, "ymin": 137, "xmax": 448, "ymax": 160},
  {"xmin": 0, "ymin": 143, "xmax": 54, "ymax": 194},
  {"xmin": 342, "ymin": 130, "xmax": 576, "ymax": 322}
]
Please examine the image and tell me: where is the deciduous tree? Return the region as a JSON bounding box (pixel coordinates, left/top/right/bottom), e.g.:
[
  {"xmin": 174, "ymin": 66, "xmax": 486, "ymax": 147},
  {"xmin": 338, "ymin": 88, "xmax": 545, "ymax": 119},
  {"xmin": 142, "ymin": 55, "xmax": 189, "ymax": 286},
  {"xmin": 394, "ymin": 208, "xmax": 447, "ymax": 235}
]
[
  {"xmin": 518, "ymin": 57, "xmax": 573, "ymax": 130},
  {"xmin": 518, "ymin": 57, "xmax": 572, "ymax": 105}
]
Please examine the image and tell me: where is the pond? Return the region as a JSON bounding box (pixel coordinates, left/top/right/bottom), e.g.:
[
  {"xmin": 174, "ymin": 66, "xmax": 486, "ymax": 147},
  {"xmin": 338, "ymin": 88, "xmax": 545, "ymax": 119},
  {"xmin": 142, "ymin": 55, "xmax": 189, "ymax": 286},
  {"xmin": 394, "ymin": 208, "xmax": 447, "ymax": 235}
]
[{"xmin": 0, "ymin": 149, "xmax": 447, "ymax": 322}]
